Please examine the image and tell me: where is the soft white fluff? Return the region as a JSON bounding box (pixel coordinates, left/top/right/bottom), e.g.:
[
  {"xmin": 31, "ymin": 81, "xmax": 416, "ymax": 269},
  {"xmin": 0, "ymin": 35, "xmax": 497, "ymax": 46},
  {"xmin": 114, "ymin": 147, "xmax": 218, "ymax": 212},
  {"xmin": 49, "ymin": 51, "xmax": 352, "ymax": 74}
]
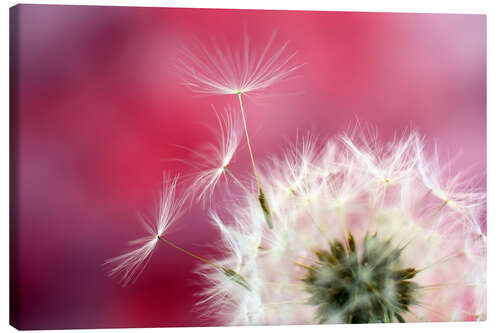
[
  {"xmin": 178, "ymin": 30, "xmax": 303, "ymax": 96},
  {"xmin": 104, "ymin": 175, "xmax": 185, "ymax": 286},
  {"xmin": 198, "ymin": 131, "xmax": 486, "ymax": 324}
]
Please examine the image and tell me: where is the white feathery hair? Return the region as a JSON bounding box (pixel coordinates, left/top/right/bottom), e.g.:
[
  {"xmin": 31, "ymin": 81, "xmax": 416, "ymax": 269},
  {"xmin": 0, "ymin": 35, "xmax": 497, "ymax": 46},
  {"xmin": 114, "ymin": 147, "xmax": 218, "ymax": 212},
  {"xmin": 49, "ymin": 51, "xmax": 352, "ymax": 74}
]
[
  {"xmin": 196, "ymin": 200, "xmax": 264, "ymax": 324},
  {"xmin": 414, "ymin": 139, "xmax": 486, "ymax": 213},
  {"xmin": 197, "ymin": 130, "xmax": 486, "ymax": 325},
  {"xmin": 104, "ymin": 174, "xmax": 185, "ymax": 286},
  {"xmin": 178, "ymin": 30, "xmax": 303, "ymax": 96},
  {"xmin": 182, "ymin": 106, "xmax": 243, "ymax": 205}
]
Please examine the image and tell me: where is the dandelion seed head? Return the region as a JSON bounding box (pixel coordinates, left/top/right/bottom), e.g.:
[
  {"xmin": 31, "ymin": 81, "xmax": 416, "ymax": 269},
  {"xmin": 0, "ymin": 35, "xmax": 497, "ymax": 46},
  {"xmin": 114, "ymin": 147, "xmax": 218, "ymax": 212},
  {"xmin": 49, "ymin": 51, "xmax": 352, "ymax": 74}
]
[{"xmin": 198, "ymin": 130, "xmax": 486, "ymax": 325}]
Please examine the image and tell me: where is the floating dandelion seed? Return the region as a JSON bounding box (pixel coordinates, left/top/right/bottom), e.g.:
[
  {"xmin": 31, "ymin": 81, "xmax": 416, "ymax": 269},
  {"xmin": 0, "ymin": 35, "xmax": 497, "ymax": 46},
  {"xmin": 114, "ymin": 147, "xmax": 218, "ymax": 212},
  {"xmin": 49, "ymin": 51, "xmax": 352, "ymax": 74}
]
[
  {"xmin": 178, "ymin": 31, "xmax": 302, "ymax": 228},
  {"xmin": 104, "ymin": 175, "xmax": 185, "ymax": 286},
  {"xmin": 105, "ymin": 175, "xmax": 251, "ymax": 292},
  {"xmin": 199, "ymin": 131, "xmax": 486, "ymax": 325},
  {"xmin": 180, "ymin": 106, "xmax": 246, "ymax": 205},
  {"xmin": 179, "ymin": 30, "xmax": 303, "ymax": 96},
  {"xmin": 414, "ymin": 139, "xmax": 486, "ymax": 213}
]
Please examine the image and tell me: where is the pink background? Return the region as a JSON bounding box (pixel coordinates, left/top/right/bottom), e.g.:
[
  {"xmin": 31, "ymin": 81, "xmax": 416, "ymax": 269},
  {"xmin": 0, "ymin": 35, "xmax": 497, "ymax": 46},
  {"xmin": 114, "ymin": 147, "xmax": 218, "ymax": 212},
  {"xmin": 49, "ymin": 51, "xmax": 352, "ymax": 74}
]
[{"xmin": 11, "ymin": 4, "xmax": 486, "ymax": 329}]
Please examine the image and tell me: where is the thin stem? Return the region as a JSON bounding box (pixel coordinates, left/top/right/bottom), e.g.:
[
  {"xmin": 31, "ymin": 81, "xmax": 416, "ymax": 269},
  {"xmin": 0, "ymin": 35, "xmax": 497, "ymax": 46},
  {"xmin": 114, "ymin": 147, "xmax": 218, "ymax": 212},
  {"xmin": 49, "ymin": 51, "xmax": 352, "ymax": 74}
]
[
  {"xmin": 414, "ymin": 303, "xmax": 448, "ymax": 321},
  {"xmin": 417, "ymin": 249, "xmax": 464, "ymax": 272},
  {"xmin": 304, "ymin": 208, "xmax": 328, "ymax": 241},
  {"xmin": 418, "ymin": 301, "xmax": 481, "ymax": 320},
  {"xmin": 420, "ymin": 281, "xmax": 480, "ymax": 290},
  {"xmin": 294, "ymin": 261, "xmax": 316, "ymax": 270},
  {"xmin": 237, "ymin": 92, "xmax": 262, "ymax": 191},
  {"xmin": 158, "ymin": 236, "xmax": 218, "ymax": 268},
  {"xmin": 259, "ymin": 299, "xmax": 309, "ymax": 308},
  {"xmin": 262, "ymin": 281, "xmax": 304, "ymax": 288},
  {"xmin": 295, "ymin": 254, "xmax": 322, "ymax": 265},
  {"xmin": 426, "ymin": 199, "xmax": 449, "ymax": 221},
  {"xmin": 236, "ymin": 92, "xmax": 273, "ymax": 229},
  {"xmin": 224, "ymin": 166, "xmax": 252, "ymax": 196},
  {"xmin": 158, "ymin": 235, "xmax": 252, "ymax": 291}
]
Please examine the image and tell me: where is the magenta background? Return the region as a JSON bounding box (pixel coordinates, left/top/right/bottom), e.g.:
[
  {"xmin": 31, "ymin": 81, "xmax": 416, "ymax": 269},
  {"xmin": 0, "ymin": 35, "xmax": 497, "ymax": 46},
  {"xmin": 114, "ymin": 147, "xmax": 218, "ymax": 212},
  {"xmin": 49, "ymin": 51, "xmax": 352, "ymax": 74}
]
[{"xmin": 10, "ymin": 5, "xmax": 486, "ymax": 329}]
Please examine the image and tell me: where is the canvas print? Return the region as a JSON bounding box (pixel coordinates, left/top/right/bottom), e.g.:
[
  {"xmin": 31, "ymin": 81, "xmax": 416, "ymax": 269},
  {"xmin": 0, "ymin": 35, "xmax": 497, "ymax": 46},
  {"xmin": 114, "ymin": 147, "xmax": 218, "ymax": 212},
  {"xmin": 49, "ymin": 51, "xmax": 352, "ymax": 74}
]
[{"xmin": 10, "ymin": 4, "xmax": 486, "ymax": 329}]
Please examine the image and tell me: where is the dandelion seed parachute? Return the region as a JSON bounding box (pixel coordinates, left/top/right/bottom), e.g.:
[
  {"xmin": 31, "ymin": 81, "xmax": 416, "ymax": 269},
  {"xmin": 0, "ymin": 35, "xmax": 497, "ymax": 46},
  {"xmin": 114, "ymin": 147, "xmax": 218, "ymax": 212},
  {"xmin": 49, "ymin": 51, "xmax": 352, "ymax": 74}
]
[
  {"xmin": 199, "ymin": 131, "xmax": 486, "ymax": 325},
  {"xmin": 104, "ymin": 175, "xmax": 185, "ymax": 287},
  {"xmin": 178, "ymin": 31, "xmax": 297, "ymax": 228},
  {"xmin": 178, "ymin": 30, "xmax": 303, "ymax": 96},
  {"xmin": 181, "ymin": 106, "xmax": 244, "ymax": 205}
]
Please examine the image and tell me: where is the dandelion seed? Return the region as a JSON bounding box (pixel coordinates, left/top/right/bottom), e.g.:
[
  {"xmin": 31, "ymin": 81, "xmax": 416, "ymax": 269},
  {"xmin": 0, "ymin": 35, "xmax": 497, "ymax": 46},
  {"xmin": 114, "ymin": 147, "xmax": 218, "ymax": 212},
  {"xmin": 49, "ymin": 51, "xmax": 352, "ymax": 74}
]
[
  {"xmin": 179, "ymin": 30, "xmax": 303, "ymax": 96},
  {"xmin": 104, "ymin": 175, "xmax": 185, "ymax": 286},
  {"xmin": 414, "ymin": 140, "xmax": 486, "ymax": 213},
  {"xmin": 198, "ymin": 130, "xmax": 486, "ymax": 325},
  {"xmin": 105, "ymin": 173, "xmax": 251, "ymax": 291},
  {"xmin": 179, "ymin": 31, "xmax": 302, "ymax": 229},
  {"xmin": 182, "ymin": 106, "xmax": 245, "ymax": 205},
  {"xmin": 236, "ymin": 91, "xmax": 274, "ymax": 229}
]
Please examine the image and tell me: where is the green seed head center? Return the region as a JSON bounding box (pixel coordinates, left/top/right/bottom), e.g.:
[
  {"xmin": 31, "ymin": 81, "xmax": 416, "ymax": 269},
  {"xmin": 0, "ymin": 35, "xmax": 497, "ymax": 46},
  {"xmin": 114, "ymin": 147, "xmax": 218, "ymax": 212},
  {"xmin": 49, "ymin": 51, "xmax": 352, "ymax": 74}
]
[{"xmin": 303, "ymin": 233, "xmax": 419, "ymax": 324}]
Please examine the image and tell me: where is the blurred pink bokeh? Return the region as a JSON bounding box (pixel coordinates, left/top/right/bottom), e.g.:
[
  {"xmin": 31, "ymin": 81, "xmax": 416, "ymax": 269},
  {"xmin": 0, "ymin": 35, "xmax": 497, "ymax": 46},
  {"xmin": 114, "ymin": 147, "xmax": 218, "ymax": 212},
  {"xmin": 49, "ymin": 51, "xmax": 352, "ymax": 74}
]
[{"xmin": 10, "ymin": 4, "xmax": 485, "ymax": 329}]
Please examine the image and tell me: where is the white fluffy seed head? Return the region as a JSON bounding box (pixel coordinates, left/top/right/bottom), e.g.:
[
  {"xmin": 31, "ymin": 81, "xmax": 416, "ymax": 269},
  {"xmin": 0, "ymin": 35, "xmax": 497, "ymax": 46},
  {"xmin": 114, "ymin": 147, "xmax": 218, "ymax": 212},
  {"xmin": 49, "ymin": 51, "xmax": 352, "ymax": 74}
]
[
  {"xmin": 178, "ymin": 30, "xmax": 303, "ymax": 96},
  {"xmin": 198, "ymin": 130, "xmax": 486, "ymax": 325}
]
